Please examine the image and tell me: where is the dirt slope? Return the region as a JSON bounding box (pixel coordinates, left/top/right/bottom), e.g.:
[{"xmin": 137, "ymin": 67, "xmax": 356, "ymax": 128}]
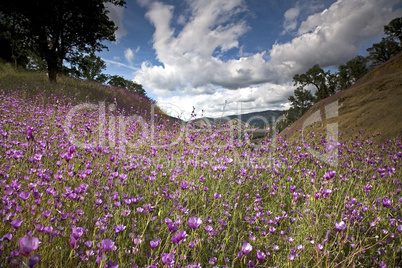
[{"xmin": 280, "ymin": 53, "xmax": 402, "ymax": 143}]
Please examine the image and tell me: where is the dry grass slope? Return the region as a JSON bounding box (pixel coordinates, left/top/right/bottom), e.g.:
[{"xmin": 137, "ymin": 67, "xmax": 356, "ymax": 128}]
[{"xmin": 280, "ymin": 53, "xmax": 402, "ymax": 143}]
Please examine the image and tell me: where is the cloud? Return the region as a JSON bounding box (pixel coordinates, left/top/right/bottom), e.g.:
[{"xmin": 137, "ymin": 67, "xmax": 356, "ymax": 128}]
[
  {"xmin": 135, "ymin": 0, "xmax": 273, "ymax": 93},
  {"xmin": 124, "ymin": 48, "xmax": 135, "ymax": 63},
  {"xmin": 105, "ymin": 2, "xmax": 127, "ymax": 41},
  {"xmin": 282, "ymin": 7, "xmax": 300, "ymax": 34},
  {"xmin": 156, "ymin": 82, "xmax": 293, "ymax": 119},
  {"xmin": 133, "ymin": 0, "xmax": 401, "ymax": 117},
  {"xmin": 270, "ymin": 0, "xmax": 401, "ymax": 77},
  {"xmin": 103, "ymin": 58, "xmax": 137, "ymax": 71}
]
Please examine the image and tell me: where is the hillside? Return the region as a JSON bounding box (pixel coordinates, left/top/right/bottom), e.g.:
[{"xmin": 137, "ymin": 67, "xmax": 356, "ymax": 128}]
[
  {"xmin": 280, "ymin": 53, "xmax": 402, "ymax": 143},
  {"xmin": 0, "ymin": 62, "xmax": 167, "ymax": 121}
]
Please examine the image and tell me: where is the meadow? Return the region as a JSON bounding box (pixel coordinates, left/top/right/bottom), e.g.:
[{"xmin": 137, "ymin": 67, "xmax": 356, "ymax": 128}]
[{"xmin": 0, "ymin": 66, "xmax": 401, "ymax": 267}]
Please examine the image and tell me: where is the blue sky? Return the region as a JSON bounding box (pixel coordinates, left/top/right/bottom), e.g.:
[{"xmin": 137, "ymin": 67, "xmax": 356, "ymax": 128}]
[{"xmin": 98, "ymin": 0, "xmax": 401, "ymax": 119}]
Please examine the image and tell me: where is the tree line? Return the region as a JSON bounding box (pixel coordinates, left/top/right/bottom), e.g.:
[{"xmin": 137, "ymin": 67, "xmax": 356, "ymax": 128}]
[
  {"xmin": 281, "ymin": 17, "xmax": 401, "ymax": 129},
  {"xmin": 0, "ymin": 0, "xmax": 146, "ymax": 96}
]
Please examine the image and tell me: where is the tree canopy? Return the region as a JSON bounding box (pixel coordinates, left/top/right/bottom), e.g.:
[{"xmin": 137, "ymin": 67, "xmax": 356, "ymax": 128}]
[
  {"xmin": 367, "ymin": 17, "xmax": 401, "ymax": 67},
  {"xmin": 0, "ymin": 0, "xmax": 126, "ymax": 82},
  {"xmin": 69, "ymin": 53, "xmax": 108, "ymax": 82},
  {"xmin": 292, "ymin": 64, "xmax": 335, "ymax": 101},
  {"xmin": 337, "ymin": 55, "xmax": 368, "ymax": 90},
  {"xmin": 384, "ymin": 17, "xmax": 402, "ymax": 45},
  {"xmin": 108, "ymin": 75, "xmax": 146, "ymax": 96}
]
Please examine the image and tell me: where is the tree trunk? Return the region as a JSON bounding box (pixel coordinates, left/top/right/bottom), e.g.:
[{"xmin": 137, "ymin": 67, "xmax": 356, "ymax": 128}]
[{"xmin": 47, "ymin": 57, "xmax": 58, "ymax": 83}]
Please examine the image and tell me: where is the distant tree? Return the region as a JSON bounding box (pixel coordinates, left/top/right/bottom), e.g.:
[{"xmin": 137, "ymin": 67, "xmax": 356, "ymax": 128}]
[
  {"xmin": 287, "ymin": 87, "xmax": 315, "ymax": 120},
  {"xmin": 96, "ymin": 74, "xmax": 111, "ymax": 84},
  {"xmin": 0, "ymin": 16, "xmax": 29, "ymax": 68},
  {"xmin": 337, "ymin": 55, "xmax": 368, "ymax": 90},
  {"xmin": 26, "ymin": 53, "xmax": 48, "ymax": 72},
  {"xmin": 278, "ymin": 86, "xmax": 315, "ymax": 132},
  {"xmin": 367, "ymin": 37, "xmax": 400, "ymax": 67},
  {"xmin": 366, "ymin": 17, "xmax": 402, "ymax": 68},
  {"xmin": 108, "ymin": 75, "xmax": 146, "ymax": 95},
  {"xmin": 292, "ymin": 64, "xmax": 337, "ymax": 101},
  {"xmin": 384, "ymin": 17, "xmax": 402, "ymax": 45},
  {"xmin": 0, "ymin": 0, "xmax": 126, "ymax": 82},
  {"xmin": 70, "ymin": 53, "xmax": 107, "ymax": 82}
]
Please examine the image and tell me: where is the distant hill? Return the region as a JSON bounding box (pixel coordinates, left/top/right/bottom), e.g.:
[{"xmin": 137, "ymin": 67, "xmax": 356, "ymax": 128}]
[
  {"xmin": 194, "ymin": 109, "xmax": 281, "ymax": 129},
  {"xmin": 280, "ymin": 53, "xmax": 402, "ymax": 143}
]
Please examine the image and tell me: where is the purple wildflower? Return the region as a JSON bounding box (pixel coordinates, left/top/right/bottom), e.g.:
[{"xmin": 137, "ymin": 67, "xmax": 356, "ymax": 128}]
[
  {"xmin": 188, "ymin": 217, "xmax": 202, "ymax": 229},
  {"xmin": 101, "ymin": 239, "xmax": 116, "ymax": 251},
  {"xmin": 70, "ymin": 236, "xmax": 79, "ymax": 250},
  {"xmin": 382, "ymin": 198, "xmax": 392, "ymax": 208},
  {"xmin": 42, "ymin": 210, "xmax": 52, "ymax": 218},
  {"xmin": 161, "ymin": 253, "xmax": 175, "ymax": 265},
  {"xmin": 113, "ymin": 224, "xmax": 126, "ymax": 234},
  {"xmin": 171, "ymin": 230, "xmax": 187, "ymax": 244},
  {"xmin": 19, "ymin": 191, "xmax": 30, "ymax": 201},
  {"xmin": 209, "ymin": 257, "xmax": 217, "ymax": 265},
  {"xmin": 71, "ymin": 227, "xmax": 84, "ymax": 239},
  {"xmin": 19, "ymin": 235, "xmax": 40, "ymax": 256},
  {"xmin": 85, "ymin": 240, "xmax": 93, "ymax": 248},
  {"xmin": 11, "ymin": 219, "xmax": 23, "ymax": 230},
  {"xmin": 248, "ymin": 260, "xmax": 257, "ymax": 267},
  {"xmin": 257, "ymin": 250, "xmax": 266, "ymax": 260},
  {"xmin": 241, "ymin": 243, "xmax": 253, "ymax": 254},
  {"xmin": 105, "ymin": 261, "xmax": 118, "ymax": 268},
  {"xmin": 288, "ymin": 254, "xmax": 295, "ymax": 261},
  {"xmin": 1, "ymin": 233, "xmax": 12, "ymax": 241},
  {"xmin": 180, "ymin": 180, "xmax": 190, "ymax": 190},
  {"xmin": 150, "ymin": 238, "xmax": 161, "ymax": 249},
  {"xmin": 205, "ymin": 225, "xmax": 214, "ymax": 232},
  {"xmin": 28, "ymin": 254, "xmax": 40, "ymax": 268},
  {"xmin": 323, "ymin": 170, "xmax": 336, "ymax": 179},
  {"xmin": 335, "ymin": 221, "xmax": 347, "ymax": 232}
]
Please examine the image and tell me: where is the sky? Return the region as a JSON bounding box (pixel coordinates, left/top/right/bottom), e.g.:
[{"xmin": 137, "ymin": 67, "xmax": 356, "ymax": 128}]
[{"xmin": 98, "ymin": 0, "xmax": 402, "ymax": 120}]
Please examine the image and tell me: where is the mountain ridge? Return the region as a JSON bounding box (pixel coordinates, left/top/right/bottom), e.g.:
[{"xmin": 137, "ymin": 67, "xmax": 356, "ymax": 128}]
[{"xmin": 192, "ymin": 109, "xmax": 281, "ymax": 129}]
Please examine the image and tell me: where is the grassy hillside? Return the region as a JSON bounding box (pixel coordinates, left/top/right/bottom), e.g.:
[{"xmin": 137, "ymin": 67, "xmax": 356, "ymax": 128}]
[
  {"xmin": 280, "ymin": 53, "xmax": 402, "ymax": 143},
  {"xmin": 0, "ymin": 62, "xmax": 166, "ymax": 120}
]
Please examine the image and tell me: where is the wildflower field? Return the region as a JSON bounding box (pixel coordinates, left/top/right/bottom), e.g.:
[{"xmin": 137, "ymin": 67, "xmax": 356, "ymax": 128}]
[{"xmin": 0, "ymin": 68, "xmax": 401, "ymax": 267}]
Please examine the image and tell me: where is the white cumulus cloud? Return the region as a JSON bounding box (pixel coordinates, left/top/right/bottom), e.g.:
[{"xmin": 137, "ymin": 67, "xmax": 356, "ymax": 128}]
[
  {"xmin": 133, "ymin": 0, "xmax": 401, "ymax": 117},
  {"xmin": 124, "ymin": 48, "xmax": 135, "ymax": 63}
]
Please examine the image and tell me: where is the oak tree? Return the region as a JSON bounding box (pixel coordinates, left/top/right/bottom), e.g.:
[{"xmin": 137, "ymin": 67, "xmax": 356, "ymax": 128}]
[{"xmin": 0, "ymin": 0, "xmax": 126, "ymax": 82}]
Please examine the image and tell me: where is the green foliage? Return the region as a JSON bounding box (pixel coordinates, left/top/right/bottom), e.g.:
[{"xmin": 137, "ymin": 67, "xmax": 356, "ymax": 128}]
[
  {"xmin": 108, "ymin": 75, "xmax": 147, "ymax": 96},
  {"xmin": 287, "ymin": 87, "xmax": 315, "ymax": 121},
  {"xmin": 367, "ymin": 17, "xmax": 402, "ymax": 68},
  {"xmin": 0, "ymin": 16, "xmax": 29, "ymax": 69},
  {"xmin": 384, "ymin": 17, "xmax": 402, "ymax": 45},
  {"xmin": 367, "ymin": 37, "xmax": 401, "ymax": 68},
  {"xmin": 337, "ymin": 55, "xmax": 368, "ymax": 90},
  {"xmin": 69, "ymin": 53, "xmax": 107, "ymax": 82},
  {"xmin": 0, "ymin": 0, "xmax": 126, "ymax": 82},
  {"xmin": 292, "ymin": 64, "xmax": 336, "ymax": 101}
]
